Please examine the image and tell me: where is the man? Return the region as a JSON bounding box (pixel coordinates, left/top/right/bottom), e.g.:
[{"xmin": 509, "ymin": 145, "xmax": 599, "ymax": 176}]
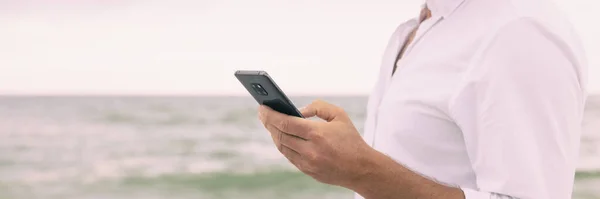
[{"xmin": 258, "ymin": 0, "xmax": 588, "ymax": 198}]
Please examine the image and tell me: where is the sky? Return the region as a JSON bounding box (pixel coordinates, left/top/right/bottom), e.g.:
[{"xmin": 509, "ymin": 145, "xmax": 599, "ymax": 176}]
[{"xmin": 0, "ymin": 0, "xmax": 598, "ymax": 96}]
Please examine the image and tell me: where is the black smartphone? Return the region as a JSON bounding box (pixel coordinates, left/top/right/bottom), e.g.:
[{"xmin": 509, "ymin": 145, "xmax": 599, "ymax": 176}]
[{"xmin": 235, "ymin": 70, "xmax": 303, "ymax": 118}]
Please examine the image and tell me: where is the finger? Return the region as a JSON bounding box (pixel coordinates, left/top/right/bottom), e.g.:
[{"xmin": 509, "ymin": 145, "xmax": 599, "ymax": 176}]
[
  {"xmin": 263, "ymin": 122, "xmax": 310, "ymax": 159},
  {"xmin": 301, "ymin": 100, "xmax": 346, "ymax": 122},
  {"xmin": 264, "ymin": 124, "xmax": 283, "ymax": 151},
  {"xmin": 279, "ymin": 131, "xmax": 309, "ymax": 154},
  {"xmin": 280, "ymin": 145, "xmax": 302, "ymax": 166},
  {"xmin": 299, "ymin": 106, "xmax": 313, "ymax": 118},
  {"xmin": 300, "ymin": 108, "xmax": 315, "ymax": 118},
  {"xmin": 259, "ymin": 105, "xmax": 314, "ymax": 139},
  {"xmin": 261, "ymin": 109, "xmax": 309, "ymax": 151}
]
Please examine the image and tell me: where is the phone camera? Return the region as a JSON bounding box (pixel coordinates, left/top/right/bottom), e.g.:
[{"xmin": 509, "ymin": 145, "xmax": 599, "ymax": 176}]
[{"xmin": 251, "ymin": 83, "xmax": 268, "ymax": 96}]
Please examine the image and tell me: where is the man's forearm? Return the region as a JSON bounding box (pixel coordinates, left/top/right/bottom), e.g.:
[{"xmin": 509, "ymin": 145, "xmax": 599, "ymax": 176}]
[{"xmin": 346, "ymin": 149, "xmax": 465, "ymax": 199}]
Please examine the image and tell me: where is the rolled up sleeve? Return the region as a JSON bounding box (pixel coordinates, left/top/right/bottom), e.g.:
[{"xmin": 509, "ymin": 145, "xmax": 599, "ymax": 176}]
[{"xmin": 449, "ymin": 18, "xmax": 586, "ymax": 199}]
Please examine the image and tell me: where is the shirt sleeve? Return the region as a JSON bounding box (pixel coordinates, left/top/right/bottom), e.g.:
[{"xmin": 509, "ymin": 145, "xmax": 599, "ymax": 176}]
[{"xmin": 449, "ymin": 18, "xmax": 587, "ymax": 199}]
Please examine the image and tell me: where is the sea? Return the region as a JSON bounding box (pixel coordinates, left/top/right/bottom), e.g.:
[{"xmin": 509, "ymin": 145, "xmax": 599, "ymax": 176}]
[{"xmin": 0, "ymin": 96, "xmax": 598, "ymax": 199}]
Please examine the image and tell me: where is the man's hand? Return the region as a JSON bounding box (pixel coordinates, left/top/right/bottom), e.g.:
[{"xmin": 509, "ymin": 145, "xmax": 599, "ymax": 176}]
[
  {"xmin": 258, "ymin": 100, "xmax": 465, "ymax": 199},
  {"xmin": 258, "ymin": 100, "xmax": 377, "ymax": 187}
]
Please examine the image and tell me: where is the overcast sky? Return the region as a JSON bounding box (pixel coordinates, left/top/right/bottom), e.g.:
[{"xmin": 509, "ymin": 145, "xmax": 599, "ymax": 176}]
[{"xmin": 0, "ymin": 0, "xmax": 598, "ymax": 95}]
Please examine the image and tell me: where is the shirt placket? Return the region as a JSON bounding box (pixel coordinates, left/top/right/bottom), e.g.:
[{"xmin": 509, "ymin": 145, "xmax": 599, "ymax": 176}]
[{"xmin": 370, "ymin": 16, "xmax": 444, "ymax": 148}]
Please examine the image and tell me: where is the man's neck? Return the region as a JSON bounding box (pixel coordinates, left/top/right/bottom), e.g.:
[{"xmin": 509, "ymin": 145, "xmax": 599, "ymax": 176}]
[{"xmin": 419, "ymin": 6, "xmax": 432, "ymax": 22}]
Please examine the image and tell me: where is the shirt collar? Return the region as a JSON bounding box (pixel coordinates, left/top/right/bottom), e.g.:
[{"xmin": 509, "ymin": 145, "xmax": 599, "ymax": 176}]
[{"xmin": 426, "ymin": 0, "xmax": 466, "ymax": 18}]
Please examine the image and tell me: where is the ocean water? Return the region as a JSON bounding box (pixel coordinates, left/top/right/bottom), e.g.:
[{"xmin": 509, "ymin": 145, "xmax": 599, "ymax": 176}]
[{"xmin": 0, "ymin": 96, "xmax": 598, "ymax": 199}]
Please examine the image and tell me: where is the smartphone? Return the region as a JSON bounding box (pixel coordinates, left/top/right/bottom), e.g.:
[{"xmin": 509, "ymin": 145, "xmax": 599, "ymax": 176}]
[{"xmin": 235, "ymin": 70, "xmax": 303, "ymax": 118}]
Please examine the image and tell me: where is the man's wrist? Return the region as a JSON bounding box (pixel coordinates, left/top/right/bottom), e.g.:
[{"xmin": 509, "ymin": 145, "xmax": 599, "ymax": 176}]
[
  {"xmin": 345, "ymin": 148, "xmax": 397, "ymax": 196},
  {"xmin": 346, "ymin": 148, "xmax": 465, "ymax": 199}
]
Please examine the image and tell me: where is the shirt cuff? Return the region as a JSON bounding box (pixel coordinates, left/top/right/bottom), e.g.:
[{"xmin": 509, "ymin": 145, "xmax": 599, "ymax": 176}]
[{"xmin": 461, "ymin": 187, "xmax": 492, "ymax": 199}]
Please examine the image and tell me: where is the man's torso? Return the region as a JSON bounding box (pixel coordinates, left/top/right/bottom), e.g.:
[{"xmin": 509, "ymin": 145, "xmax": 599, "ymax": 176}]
[{"xmin": 359, "ymin": 0, "xmax": 586, "ymax": 198}]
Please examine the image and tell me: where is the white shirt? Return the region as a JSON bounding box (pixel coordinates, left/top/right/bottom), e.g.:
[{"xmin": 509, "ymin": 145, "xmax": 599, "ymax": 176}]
[{"xmin": 358, "ymin": 0, "xmax": 588, "ymax": 198}]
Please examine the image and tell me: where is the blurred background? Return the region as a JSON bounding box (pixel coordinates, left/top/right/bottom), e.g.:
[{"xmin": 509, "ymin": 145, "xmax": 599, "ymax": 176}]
[{"xmin": 0, "ymin": 0, "xmax": 598, "ymax": 199}]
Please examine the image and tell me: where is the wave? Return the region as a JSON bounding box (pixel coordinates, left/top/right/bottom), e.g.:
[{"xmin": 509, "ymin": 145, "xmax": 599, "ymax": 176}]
[
  {"xmin": 219, "ymin": 108, "xmax": 259, "ymax": 126},
  {"xmin": 92, "ymin": 170, "xmax": 350, "ymax": 199},
  {"xmin": 118, "ymin": 170, "xmax": 342, "ymax": 192},
  {"xmin": 99, "ymin": 108, "xmax": 259, "ymax": 127},
  {"xmin": 100, "ymin": 111, "xmax": 206, "ymax": 126},
  {"xmin": 575, "ymin": 170, "xmax": 600, "ymax": 180}
]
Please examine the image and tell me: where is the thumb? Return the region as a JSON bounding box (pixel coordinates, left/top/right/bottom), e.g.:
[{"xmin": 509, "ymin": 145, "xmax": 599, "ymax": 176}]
[{"xmin": 300, "ymin": 100, "xmax": 346, "ymax": 122}]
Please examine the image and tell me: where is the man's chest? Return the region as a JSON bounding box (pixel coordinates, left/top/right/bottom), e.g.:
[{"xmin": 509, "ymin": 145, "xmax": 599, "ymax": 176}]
[
  {"xmin": 371, "ymin": 26, "xmax": 481, "ymax": 127},
  {"xmin": 369, "ymin": 47, "xmax": 469, "ymax": 153},
  {"xmin": 363, "ymin": 19, "xmax": 489, "ymax": 172}
]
